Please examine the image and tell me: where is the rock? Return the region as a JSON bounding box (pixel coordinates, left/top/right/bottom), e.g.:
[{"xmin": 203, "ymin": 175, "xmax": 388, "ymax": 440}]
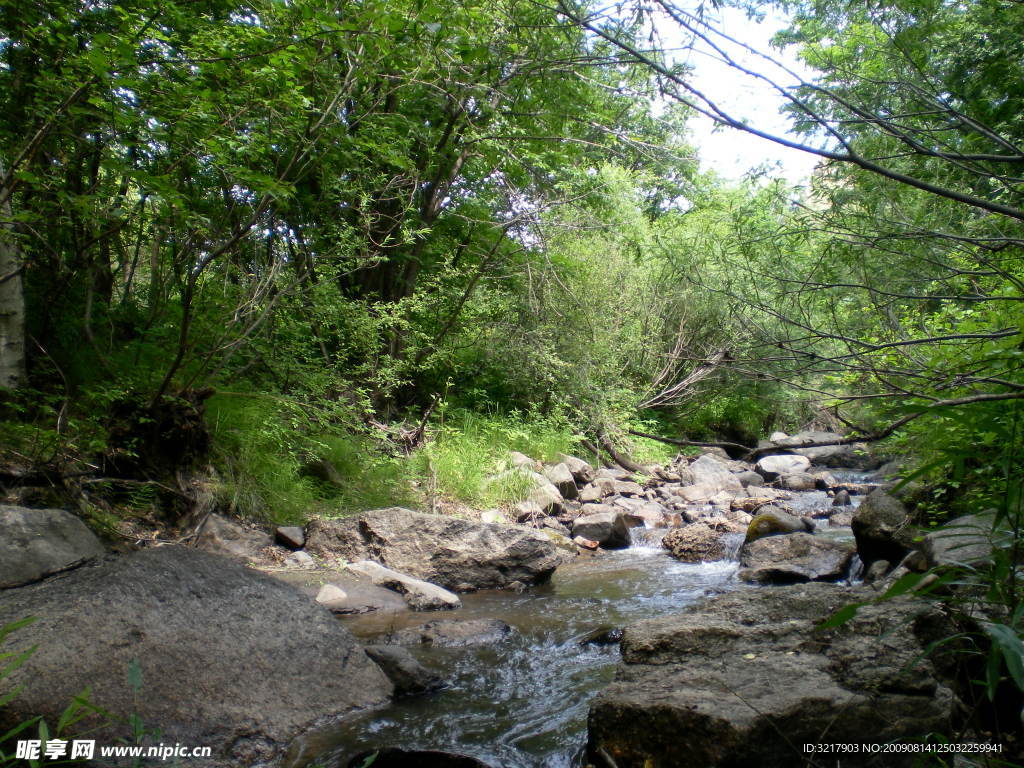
[
  {"xmin": 538, "ymin": 517, "xmax": 570, "ymax": 536},
  {"xmin": 574, "ymin": 535, "xmax": 600, "ymax": 550},
  {"xmin": 654, "ymin": 469, "xmax": 681, "ymax": 483},
  {"xmin": 769, "ymin": 430, "xmax": 789, "ymax": 441},
  {"xmin": 778, "ymin": 472, "xmax": 816, "ymax": 491},
  {"xmin": 852, "ymin": 489, "xmax": 917, "ymax": 567},
  {"xmin": 479, "ymin": 509, "xmax": 506, "ymax": 525},
  {"xmin": 596, "ymin": 467, "xmax": 634, "ymax": 481},
  {"xmin": 364, "ymin": 645, "xmax": 444, "ymax": 697},
  {"xmin": 347, "ymin": 560, "xmax": 461, "ymax": 611},
  {"xmin": 0, "ymin": 506, "xmax": 106, "ymax": 589},
  {"xmin": 687, "ymin": 455, "xmax": 744, "ymax": 496},
  {"xmin": 829, "ymin": 509, "xmax": 854, "ymax": 527},
  {"xmin": 739, "ymin": 532, "xmax": 855, "ymax": 583},
  {"xmin": 613, "ymin": 480, "xmax": 644, "ymax": 496},
  {"xmin": 580, "ymin": 626, "xmax": 625, "ymax": 646},
  {"xmin": 811, "ymin": 470, "xmax": 838, "ymax": 489},
  {"xmin": 559, "ymin": 454, "xmax": 597, "ymax": 484},
  {"xmin": 275, "ymin": 525, "xmax": 305, "ymax": 549},
  {"xmin": 734, "ymin": 470, "xmax": 764, "ymax": 488},
  {"xmin": 863, "ymin": 559, "xmax": 891, "ymax": 584},
  {"xmin": 508, "ymin": 451, "xmax": 540, "ymax": 471},
  {"xmin": 306, "ymin": 508, "xmax": 566, "ymax": 592},
  {"xmin": 587, "ymin": 583, "xmax": 957, "ymax": 768},
  {"xmin": 543, "ymin": 462, "xmax": 579, "ymax": 499},
  {"xmin": 613, "ymin": 498, "xmax": 671, "ymax": 528},
  {"xmin": 195, "ymin": 513, "xmax": 272, "ymax": 561},
  {"xmin": 571, "ymin": 511, "xmax": 643, "ymax": 549},
  {"xmin": 771, "ymin": 430, "xmax": 881, "ymax": 469},
  {"xmin": 745, "ymin": 508, "xmax": 814, "ymax": 542},
  {"xmin": 284, "ymin": 550, "xmax": 316, "ymax": 568},
  {"xmin": 0, "ymin": 547, "xmax": 392, "ymax": 767},
  {"xmin": 512, "ymin": 499, "xmax": 544, "ymax": 523},
  {"xmin": 921, "ymin": 512, "xmax": 998, "ymax": 569},
  {"xmin": 387, "ymin": 618, "xmax": 513, "ymax": 647},
  {"xmin": 755, "ymin": 453, "xmax": 811, "ymax": 480},
  {"xmin": 698, "ymin": 447, "xmax": 731, "ymax": 460},
  {"xmin": 832, "ymin": 489, "xmax": 852, "ymax": 507},
  {"xmin": 662, "ymin": 523, "xmax": 728, "ymax": 563},
  {"xmin": 308, "ymin": 576, "xmax": 407, "ymax": 615},
  {"xmin": 522, "ymin": 470, "xmax": 565, "ymax": 513},
  {"xmin": 577, "ymin": 483, "xmax": 604, "ymax": 503}
]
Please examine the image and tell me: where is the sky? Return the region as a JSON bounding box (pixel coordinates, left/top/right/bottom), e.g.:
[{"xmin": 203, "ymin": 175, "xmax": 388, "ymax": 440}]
[{"xmin": 657, "ymin": 6, "xmax": 822, "ymax": 184}]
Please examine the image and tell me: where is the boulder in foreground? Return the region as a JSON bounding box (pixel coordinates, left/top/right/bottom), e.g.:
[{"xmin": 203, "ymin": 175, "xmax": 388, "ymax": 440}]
[
  {"xmin": 0, "ymin": 547, "xmax": 392, "ymax": 767},
  {"xmin": 305, "ymin": 507, "xmax": 567, "ymax": 591}
]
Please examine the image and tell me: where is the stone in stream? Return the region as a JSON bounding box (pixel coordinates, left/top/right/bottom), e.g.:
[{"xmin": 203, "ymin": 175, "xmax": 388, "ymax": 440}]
[
  {"xmin": 744, "ymin": 508, "xmax": 814, "ymax": 542},
  {"xmin": 832, "ymin": 489, "xmax": 852, "ymax": 506},
  {"xmin": 778, "ymin": 472, "xmax": 816, "ymax": 491},
  {"xmin": 571, "ymin": 510, "xmax": 644, "ymax": 549},
  {"xmin": 305, "ymin": 507, "xmax": 567, "ymax": 592},
  {"xmin": 0, "ymin": 547, "xmax": 392, "ymax": 768},
  {"xmin": 851, "ymin": 489, "xmax": 917, "ymax": 568},
  {"xmin": 580, "ymin": 625, "xmax": 625, "ymax": 646},
  {"xmin": 682, "ymin": 455, "xmax": 744, "ymax": 499},
  {"xmin": 0, "ymin": 505, "xmax": 106, "ymax": 589},
  {"xmin": 346, "ymin": 560, "xmax": 461, "ymax": 611},
  {"xmin": 738, "ymin": 532, "xmax": 855, "ymax": 583},
  {"xmin": 587, "ymin": 583, "xmax": 958, "ymax": 768},
  {"xmin": 661, "ymin": 522, "xmax": 730, "ymax": 563},
  {"xmin": 386, "ymin": 618, "xmax": 513, "ymax": 647},
  {"xmin": 364, "ymin": 645, "xmax": 445, "ymax": 697},
  {"xmin": 754, "ymin": 453, "xmax": 811, "ymax": 480}
]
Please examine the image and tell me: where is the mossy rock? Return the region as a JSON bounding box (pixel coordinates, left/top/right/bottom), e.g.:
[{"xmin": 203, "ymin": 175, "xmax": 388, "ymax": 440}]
[{"xmin": 745, "ymin": 508, "xmax": 813, "ymax": 543}]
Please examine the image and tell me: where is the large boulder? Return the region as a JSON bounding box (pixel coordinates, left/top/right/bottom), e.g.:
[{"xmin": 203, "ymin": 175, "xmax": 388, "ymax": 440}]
[
  {"xmin": 543, "ymin": 462, "xmax": 579, "ymax": 500},
  {"xmin": 0, "ymin": 506, "xmax": 106, "ymax": 589},
  {"xmin": 685, "ymin": 455, "xmax": 744, "ymax": 498},
  {"xmin": 921, "ymin": 512, "xmax": 1000, "ymax": 569},
  {"xmin": 852, "ymin": 489, "xmax": 917, "ymax": 567},
  {"xmin": 739, "ymin": 532, "xmax": 855, "ymax": 583},
  {"xmin": 662, "ymin": 522, "xmax": 729, "ymax": 563},
  {"xmin": 558, "ymin": 454, "xmax": 597, "ymax": 484},
  {"xmin": 587, "ymin": 583, "xmax": 957, "ymax": 768},
  {"xmin": 0, "ymin": 547, "xmax": 392, "ymax": 767},
  {"xmin": 571, "ymin": 510, "xmax": 644, "ymax": 549},
  {"xmin": 755, "ymin": 453, "xmax": 811, "ymax": 480},
  {"xmin": 305, "ymin": 508, "xmax": 566, "ymax": 592}
]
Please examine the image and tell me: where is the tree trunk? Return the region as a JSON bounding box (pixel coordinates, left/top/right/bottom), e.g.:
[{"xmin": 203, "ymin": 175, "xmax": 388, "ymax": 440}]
[{"xmin": 0, "ymin": 159, "xmax": 26, "ymax": 389}]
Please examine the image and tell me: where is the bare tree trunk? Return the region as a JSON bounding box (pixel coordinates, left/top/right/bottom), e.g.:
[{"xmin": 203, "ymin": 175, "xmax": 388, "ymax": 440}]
[{"xmin": 0, "ymin": 159, "xmax": 26, "ymax": 389}]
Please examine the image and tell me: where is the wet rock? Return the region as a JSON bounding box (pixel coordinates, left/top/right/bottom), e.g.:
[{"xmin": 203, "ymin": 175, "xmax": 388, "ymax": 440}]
[
  {"xmin": 387, "ymin": 618, "xmax": 513, "ymax": 647},
  {"xmin": 306, "ymin": 508, "xmax": 566, "ymax": 592},
  {"xmin": 195, "ymin": 513, "xmax": 272, "ymax": 561},
  {"xmin": 571, "ymin": 511, "xmax": 644, "ymax": 549},
  {"xmin": 744, "ymin": 508, "xmax": 814, "ymax": 542},
  {"xmin": 612, "ymin": 498, "xmax": 671, "ymax": 528},
  {"xmin": 580, "ymin": 626, "xmax": 625, "ymax": 646},
  {"xmin": 829, "ymin": 509, "xmax": 854, "ymax": 527},
  {"xmin": 0, "ymin": 547, "xmax": 392, "ymax": 767},
  {"xmin": 812, "ymin": 470, "xmax": 839, "ymax": 489},
  {"xmin": 275, "ymin": 525, "xmax": 305, "ymax": 549},
  {"xmin": 559, "ymin": 454, "xmax": 597, "ymax": 484},
  {"xmin": 852, "ymin": 489, "xmax": 917, "ymax": 568},
  {"xmin": 587, "ymin": 583, "xmax": 957, "ymax": 768},
  {"xmin": 539, "ymin": 517, "xmax": 571, "ymax": 537},
  {"xmin": 832, "ymin": 489, "xmax": 852, "ymax": 507},
  {"xmin": 662, "ymin": 522, "xmax": 728, "ymax": 563},
  {"xmin": 738, "ymin": 532, "xmax": 855, "ymax": 583},
  {"xmin": 347, "ymin": 560, "xmax": 461, "ymax": 611},
  {"xmin": 364, "ymin": 646, "xmax": 444, "ymax": 697},
  {"xmin": 755, "ymin": 453, "xmax": 811, "ymax": 480},
  {"xmin": 863, "ymin": 559, "xmax": 891, "ymax": 584},
  {"xmin": 0, "ymin": 506, "xmax": 106, "ymax": 589},
  {"xmin": 543, "ymin": 462, "xmax": 579, "ymax": 500},
  {"xmin": 778, "ymin": 472, "xmax": 816, "ymax": 491},
  {"xmin": 347, "ymin": 749, "xmax": 495, "ymax": 768}
]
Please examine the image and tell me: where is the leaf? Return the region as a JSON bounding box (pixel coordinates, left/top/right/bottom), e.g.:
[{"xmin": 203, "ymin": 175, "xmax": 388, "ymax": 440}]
[
  {"xmin": 816, "ymin": 602, "xmax": 864, "ymax": 630},
  {"xmin": 878, "ymin": 571, "xmax": 927, "ymax": 600},
  {"xmin": 984, "ymin": 623, "xmax": 1024, "ymax": 693}
]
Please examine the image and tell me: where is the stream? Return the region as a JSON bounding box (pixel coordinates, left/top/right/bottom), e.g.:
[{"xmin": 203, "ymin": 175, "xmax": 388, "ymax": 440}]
[{"xmin": 313, "ymin": 471, "xmax": 877, "ymax": 768}]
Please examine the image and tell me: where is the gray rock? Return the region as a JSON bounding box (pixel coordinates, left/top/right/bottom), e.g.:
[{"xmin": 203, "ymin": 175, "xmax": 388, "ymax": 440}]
[
  {"xmin": 305, "ymin": 508, "xmax": 566, "ymax": 592},
  {"xmin": 662, "ymin": 523, "xmax": 728, "ymax": 563},
  {"xmin": 0, "ymin": 547, "xmax": 392, "ymax": 767},
  {"xmin": 613, "ymin": 480, "xmax": 645, "ymax": 496},
  {"xmin": 587, "ymin": 583, "xmax": 956, "ymax": 768},
  {"xmin": 852, "ymin": 489, "xmax": 917, "ymax": 567},
  {"xmin": 771, "ymin": 430, "xmax": 881, "ymax": 469},
  {"xmin": 275, "ymin": 525, "xmax": 305, "ymax": 549},
  {"xmin": 739, "ymin": 532, "xmax": 855, "ymax": 583},
  {"xmin": 346, "ymin": 560, "xmax": 461, "ymax": 611},
  {"xmin": 195, "ymin": 513, "xmax": 272, "ymax": 561},
  {"xmin": 778, "ymin": 472, "xmax": 816, "ymax": 491},
  {"xmin": 543, "ymin": 462, "xmax": 579, "ymax": 500},
  {"xmin": 0, "ymin": 506, "xmax": 105, "ymax": 589},
  {"xmin": 735, "ymin": 470, "xmax": 764, "ymax": 488},
  {"xmin": 833, "ymin": 489, "xmax": 852, "ymax": 507},
  {"xmin": 745, "ymin": 508, "xmax": 814, "ymax": 542},
  {"xmin": 755, "ymin": 453, "xmax": 811, "ymax": 480},
  {"xmin": 571, "ymin": 511, "xmax": 644, "ymax": 549},
  {"xmin": 829, "ymin": 509, "xmax": 854, "ymax": 527},
  {"xmin": 364, "ymin": 645, "xmax": 444, "ymax": 696},
  {"xmin": 921, "ymin": 512, "xmax": 999, "ymax": 569},
  {"xmin": 558, "ymin": 454, "xmax": 597, "ymax": 484},
  {"xmin": 687, "ymin": 455, "xmax": 744, "ymax": 496},
  {"xmin": 508, "ymin": 451, "xmax": 540, "ymax": 471},
  {"xmin": 307, "ymin": 577, "xmax": 407, "ymax": 615},
  {"xmin": 863, "ymin": 559, "xmax": 891, "ymax": 584},
  {"xmin": 523, "ymin": 470, "xmax": 565, "ymax": 514},
  {"xmin": 512, "ymin": 499, "xmax": 544, "ymax": 523},
  {"xmin": 284, "ymin": 550, "xmax": 316, "ymax": 568},
  {"xmin": 386, "ymin": 618, "xmax": 513, "ymax": 647},
  {"xmin": 577, "ymin": 483, "xmax": 604, "ymax": 503}
]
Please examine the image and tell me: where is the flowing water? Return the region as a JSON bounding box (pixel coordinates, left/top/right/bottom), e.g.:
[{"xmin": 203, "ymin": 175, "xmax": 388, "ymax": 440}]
[{"xmin": 309, "ymin": 472, "xmax": 878, "ymax": 768}]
